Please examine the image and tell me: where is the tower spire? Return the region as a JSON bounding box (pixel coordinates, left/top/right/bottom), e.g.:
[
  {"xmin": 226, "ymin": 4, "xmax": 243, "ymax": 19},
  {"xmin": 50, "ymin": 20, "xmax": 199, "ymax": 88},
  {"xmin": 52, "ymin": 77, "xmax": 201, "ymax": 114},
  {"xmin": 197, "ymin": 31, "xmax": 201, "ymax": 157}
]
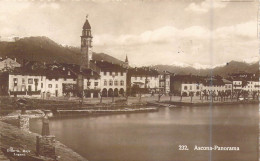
[
  {"xmin": 125, "ymin": 54, "xmax": 128, "ymax": 63},
  {"xmin": 81, "ymin": 15, "xmax": 93, "ymax": 69}
]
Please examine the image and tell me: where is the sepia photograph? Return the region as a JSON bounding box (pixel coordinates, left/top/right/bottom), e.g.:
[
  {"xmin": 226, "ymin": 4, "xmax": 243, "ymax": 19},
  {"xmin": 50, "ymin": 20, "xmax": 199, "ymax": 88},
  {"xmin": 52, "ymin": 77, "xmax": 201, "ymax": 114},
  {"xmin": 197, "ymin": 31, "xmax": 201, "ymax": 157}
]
[{"xmin": 0, "ymin": 0, "xmax": 259, "ymax": 161}]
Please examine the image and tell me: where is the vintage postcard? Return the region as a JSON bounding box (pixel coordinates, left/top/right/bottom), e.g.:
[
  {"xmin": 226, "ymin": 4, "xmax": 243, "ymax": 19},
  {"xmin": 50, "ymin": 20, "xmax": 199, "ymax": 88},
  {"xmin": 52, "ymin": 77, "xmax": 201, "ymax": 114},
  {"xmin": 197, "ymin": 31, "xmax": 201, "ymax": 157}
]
[{"xmin": 0, "ymin": 0, "xmax": 259, "ymax": 161}]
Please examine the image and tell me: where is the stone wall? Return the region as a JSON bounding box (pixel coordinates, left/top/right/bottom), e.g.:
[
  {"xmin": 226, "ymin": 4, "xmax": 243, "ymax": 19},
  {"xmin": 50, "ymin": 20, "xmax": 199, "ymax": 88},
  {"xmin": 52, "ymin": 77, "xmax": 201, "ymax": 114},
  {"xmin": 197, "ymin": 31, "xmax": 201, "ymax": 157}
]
[{"xmin": 36, "ymin": 135, "xmax": 56, "ymax": 160}]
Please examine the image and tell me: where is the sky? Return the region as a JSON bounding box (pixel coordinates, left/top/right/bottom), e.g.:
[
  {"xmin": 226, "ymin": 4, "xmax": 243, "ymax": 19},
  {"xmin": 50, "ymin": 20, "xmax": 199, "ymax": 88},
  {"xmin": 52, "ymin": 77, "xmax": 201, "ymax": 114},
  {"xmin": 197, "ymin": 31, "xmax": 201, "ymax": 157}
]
[{"xmin": 0, "ymin": 0, "xmax": 259, "ymax": 67}]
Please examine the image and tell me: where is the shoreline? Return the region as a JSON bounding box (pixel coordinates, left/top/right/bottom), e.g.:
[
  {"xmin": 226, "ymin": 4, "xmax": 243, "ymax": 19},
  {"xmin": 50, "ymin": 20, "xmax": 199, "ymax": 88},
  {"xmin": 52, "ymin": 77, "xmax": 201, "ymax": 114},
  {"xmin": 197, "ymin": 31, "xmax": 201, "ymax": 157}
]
[
  {"xmin": 0, "ymin": 106, "xmax": 158, "ymax": 161},
  {"xmin": 149, "ymin": 100, "xmax": 259, "ymax": 107},
  {"xmin": 0, "ymin": 98, "xmax": 258, "ymax": 160},
  {"xmin": 0, "ymin": 116, "xmax": 88, "ymax": 161}
]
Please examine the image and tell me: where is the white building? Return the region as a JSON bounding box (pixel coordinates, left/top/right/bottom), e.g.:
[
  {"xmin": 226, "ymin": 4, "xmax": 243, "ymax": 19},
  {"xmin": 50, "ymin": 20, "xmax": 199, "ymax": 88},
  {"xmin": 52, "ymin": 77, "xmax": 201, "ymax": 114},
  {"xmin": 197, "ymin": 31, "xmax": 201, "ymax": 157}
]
[
  {"xmin": 170, "ymin": 75, "xmax": 203, "ymax": 96},
  {"xmin": 128, "ymin": 67, "xmax": 160, "ymax": 94},
  {"xmin": 93, "ymin": 60, "xmax": 127, "ymax": 97}
]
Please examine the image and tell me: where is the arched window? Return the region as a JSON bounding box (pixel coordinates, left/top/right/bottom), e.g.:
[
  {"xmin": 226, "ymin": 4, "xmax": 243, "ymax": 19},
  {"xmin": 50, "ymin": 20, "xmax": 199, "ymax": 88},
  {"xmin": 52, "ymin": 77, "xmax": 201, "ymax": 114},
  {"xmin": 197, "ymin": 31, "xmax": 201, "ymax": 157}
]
[
  {"xmin": 184, "ymin": 86, "xmax": 187, "ymax": 90},
  {"xmin": 109, "ymin": 80, "xmax": 113, "ymax": 86},
  {"xmin": 114, "ymin": 80, "xmax": 118, "ymax": 86},
  {"xmin": 120, "ymin": 80, "xmax": 124, "ymax": 86},
  {"xmin": 104, "ymin": 80, "xmax": 107, "ymax": 86}
]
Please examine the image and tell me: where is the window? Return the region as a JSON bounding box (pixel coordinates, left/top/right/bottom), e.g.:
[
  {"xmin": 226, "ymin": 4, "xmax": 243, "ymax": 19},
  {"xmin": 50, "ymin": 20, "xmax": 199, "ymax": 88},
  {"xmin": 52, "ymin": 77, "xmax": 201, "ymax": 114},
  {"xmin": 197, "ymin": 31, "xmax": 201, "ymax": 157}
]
[
  {"xmin": 48, "ymin": 84, "xmax": 52, "ymax": 88},
  {"xmin": 135, "ymin": 77, "xmax": 137, "ymax": 80},
  {"xmin": 115, "ymin": 72, "xmax": 118, "ymax": 76},
  {"xmin": 104, "ymin": 80, "xmax": 107, "ymax": 86},
  {"xmin": 34, "ymin": 79, "xmax": 39, "ymax": 84},
  {"xmin": 95, "ymin": 82, "xmax": 98, "ymax": 86},
  {"xmin": 56, "ymin": 84, "xmax": 58, "ymax": 88},
  {"xmin": 184, "ymin": 86, "xmax": 187, "ymax": 90},
  {"xmin": 121, "ymin": 72, "xmax": 123, "ymax": 76},
  {"xmin": 28, "ymin": 78, "xmax": 33, "ymax": 84},
  {"xmin": 64, "ymin": 78, "xmax": 67, "ymax": 81},
  {"xmin": 109, "ymin": 80, "xmax": 113, "ymax": 86},
  {"xmin": 22, "ymin": 78, "xmax": 25, "ymax": 84},
  {"xmin": 140, "ymin": 77, "xmax": 143, "ymax": 80},
  {"xmin": 110, "ymin": 72, "xmax": 112, "ymax": 76},
  {"xmin": 13, "ymin": 78, "xmax": 18, "ymax": 86},
  {"xmin": 196, "ymin": 86, "xmax": 199, "ymax": 90},
  {"xmin": 120, "ymin": 80, "xmax": 124, "ymax": 86},
  {"xmin": 190, "ymin": 86, "xmax": 192, "ymax": 90},
  {"xmin": 104, "ymin": 72, "xmax": 107, "ymax": 76},
  {"xmin": 87, "ymin": 82, "xmax": 91, "ymax": 86},
  {"xmin": 114, "ymin": 80, "xmax": 118, "ymax": 86},
  {"xmin": 41, "ymin": 83, "xmax": 43, "ymax": 88},
  {"xmin": 41, "ymin": 76, "xmax": 43, "ymax": 81}
]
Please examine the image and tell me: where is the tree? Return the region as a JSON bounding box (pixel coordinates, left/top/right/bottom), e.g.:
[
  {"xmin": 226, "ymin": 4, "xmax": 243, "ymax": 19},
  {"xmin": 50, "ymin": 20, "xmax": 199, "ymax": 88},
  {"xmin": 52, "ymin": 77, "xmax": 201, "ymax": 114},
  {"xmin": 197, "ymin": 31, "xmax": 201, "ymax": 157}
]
[
  {"xmin": 99, "ymin": 91, "xmax": 103, "ymax": 103},
  {"xmin": 190, "ymin": 91, "xmax": 194, "ymax": 103},
  {"xmin": 169, "ymin": 92, "xmax": 173, "ymax": 102},
  {"xmin": 124, "ymin": 87, "xmax": 131, "ymax": 105},
  {"xmin": 158, "ymin": 92, "xmax": 164, "ymax": 102},
  {"xmin": 252, "ymin": 91, "xmax": 257, "ymax": 100}
]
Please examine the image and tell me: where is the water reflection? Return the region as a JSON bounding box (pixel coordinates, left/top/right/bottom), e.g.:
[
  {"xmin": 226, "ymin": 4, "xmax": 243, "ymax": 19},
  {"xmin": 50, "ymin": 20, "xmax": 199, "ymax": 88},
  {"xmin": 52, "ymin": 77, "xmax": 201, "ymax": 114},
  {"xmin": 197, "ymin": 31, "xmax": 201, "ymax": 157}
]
[{"xmin": 30, "ymin": 104, "xmax": 258, "ymax": 161}]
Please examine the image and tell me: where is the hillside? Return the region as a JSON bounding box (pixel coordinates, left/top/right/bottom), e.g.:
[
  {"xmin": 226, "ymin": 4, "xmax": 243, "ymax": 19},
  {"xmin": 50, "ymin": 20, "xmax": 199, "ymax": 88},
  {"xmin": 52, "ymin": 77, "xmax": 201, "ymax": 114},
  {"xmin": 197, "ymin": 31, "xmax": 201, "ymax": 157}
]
[
  {"xmin": 153, "ymin": 60, "xmax": 259, "ymax": 77},
  {"xmin": 0, "ymin": 36, "xmax": 258, "ymax": 77},
  {"xmin": 0, "ymin": 36, "xmax": 124, "ymax": 65}
]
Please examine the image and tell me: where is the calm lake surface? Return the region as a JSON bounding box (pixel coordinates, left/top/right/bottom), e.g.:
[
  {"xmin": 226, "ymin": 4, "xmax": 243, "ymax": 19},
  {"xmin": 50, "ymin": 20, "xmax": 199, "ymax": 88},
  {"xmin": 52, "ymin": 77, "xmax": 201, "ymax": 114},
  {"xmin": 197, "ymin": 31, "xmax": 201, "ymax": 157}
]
[{"xmin": 30, "ymin": 104, "xmax": 258, "ymax": 161}]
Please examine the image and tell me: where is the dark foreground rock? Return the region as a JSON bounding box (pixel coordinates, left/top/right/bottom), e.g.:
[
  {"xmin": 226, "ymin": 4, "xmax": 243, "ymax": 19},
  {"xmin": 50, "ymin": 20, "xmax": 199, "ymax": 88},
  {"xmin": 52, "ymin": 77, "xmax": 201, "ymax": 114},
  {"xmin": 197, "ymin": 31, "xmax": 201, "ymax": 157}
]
[{"xmin": 0, "ymin": 121, "xmax": 87, "ymax": 161}]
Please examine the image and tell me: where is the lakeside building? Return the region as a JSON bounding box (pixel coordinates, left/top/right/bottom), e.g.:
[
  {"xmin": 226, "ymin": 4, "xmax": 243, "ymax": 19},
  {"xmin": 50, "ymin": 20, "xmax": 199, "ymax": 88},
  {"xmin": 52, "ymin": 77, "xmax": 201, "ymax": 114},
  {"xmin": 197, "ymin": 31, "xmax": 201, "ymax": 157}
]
[
  {"xmin": 170, "ymin": 75, "xmax": 204, "ymax": 96},
  {"xmin": 227, "ymin": 72, "xmax": 260, "ymax": 92},
  {"xmin": 0, "ymin": 63, "xmax": 100, "ymax": 98},
  {"xmin": 94, "ymin": 60, "xmax": 127, "ymax": 97},
  {"xmin": 127, "ymin": 67, "xmax": 160, "ymax": 94},
  {"xmin": 202, "ymin": 77, "xmax": 233, "ymax": 95},
  {"xmin": 158, "ymin": 71, "xmax": 171, "ymax": 94}
]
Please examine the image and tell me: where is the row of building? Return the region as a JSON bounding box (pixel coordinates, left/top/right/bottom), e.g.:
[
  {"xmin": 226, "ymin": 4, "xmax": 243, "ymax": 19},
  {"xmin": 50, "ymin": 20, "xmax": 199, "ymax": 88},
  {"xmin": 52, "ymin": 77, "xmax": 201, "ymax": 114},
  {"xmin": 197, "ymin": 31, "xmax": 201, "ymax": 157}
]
[
  {"xmin": 0, "ymin": 16, "xmax": 259, "ymax": 98},
  {"xmin": 0, "ymin": 57, "xmax": 258, "ymax": 98}
]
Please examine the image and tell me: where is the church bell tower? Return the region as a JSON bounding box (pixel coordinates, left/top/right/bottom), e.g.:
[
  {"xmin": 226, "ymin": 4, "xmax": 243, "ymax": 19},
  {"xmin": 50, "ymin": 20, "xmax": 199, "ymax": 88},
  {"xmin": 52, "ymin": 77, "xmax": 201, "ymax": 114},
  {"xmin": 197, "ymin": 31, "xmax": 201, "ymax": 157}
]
[{"xmin": 81, "ymin": 15, "xmax": 93, "ymax": 69}]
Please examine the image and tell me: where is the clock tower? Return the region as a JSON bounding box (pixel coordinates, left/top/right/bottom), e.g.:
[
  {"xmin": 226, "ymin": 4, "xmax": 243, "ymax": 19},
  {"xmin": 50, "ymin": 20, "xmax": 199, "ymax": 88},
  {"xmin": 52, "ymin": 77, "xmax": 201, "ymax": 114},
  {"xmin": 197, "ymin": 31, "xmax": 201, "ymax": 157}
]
[{"xmin": 81, "ymin": 15, "xmax": 93, "ymax": 69}]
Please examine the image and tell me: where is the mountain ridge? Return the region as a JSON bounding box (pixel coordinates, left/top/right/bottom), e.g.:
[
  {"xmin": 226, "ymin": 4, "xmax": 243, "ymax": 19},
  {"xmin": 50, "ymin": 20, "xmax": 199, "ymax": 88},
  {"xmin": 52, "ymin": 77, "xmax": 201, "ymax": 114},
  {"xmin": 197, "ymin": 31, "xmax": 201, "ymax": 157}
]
[{"xmin": 0, "ymin": 36, "xmax": 258, "ymax": 77}]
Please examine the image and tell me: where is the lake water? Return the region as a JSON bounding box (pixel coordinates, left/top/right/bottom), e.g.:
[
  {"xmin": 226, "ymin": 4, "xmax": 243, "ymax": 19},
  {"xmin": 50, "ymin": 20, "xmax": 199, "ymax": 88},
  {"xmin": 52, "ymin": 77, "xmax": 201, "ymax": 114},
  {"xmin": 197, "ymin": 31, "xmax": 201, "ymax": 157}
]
[{"xmin": 30, "ymin": 104, "xmax": 258, "ymax": 161}]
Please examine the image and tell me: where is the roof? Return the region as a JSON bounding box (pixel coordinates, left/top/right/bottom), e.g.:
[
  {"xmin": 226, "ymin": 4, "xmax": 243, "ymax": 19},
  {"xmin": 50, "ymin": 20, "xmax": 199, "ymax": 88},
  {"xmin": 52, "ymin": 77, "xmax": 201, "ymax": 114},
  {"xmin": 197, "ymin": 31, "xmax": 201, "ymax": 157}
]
[
  {"xmin": 171, "ymin": 75, "xmax": 204, "ymax": 83},
  {"xmin": 203, "ymin": 78, "xmax": 226, "ymax": 86},
  {"xmin": 83, "ymin": 18, "xmax": 91, "ymax": 29},
  {"xmin": 46, "ymin": 63, "xmax": 100, "ymax": 79},
  {"xmin": 93, "ymin": 60, "xmax": 127, "ymax": 72},
  {"xmin": 128, "ymin": 67, "xmax": 159, "ymax": 77},
  {"xmin": 222, "ymin": 79, "xmax": 232, "ymax": 84},
  {"xmin": 4, "ymin": 62, "xmax": 100, "ymax": 79},
  {"xmin": 8, "ymin": 67, "xmax": 46, "ymax": 76}
]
